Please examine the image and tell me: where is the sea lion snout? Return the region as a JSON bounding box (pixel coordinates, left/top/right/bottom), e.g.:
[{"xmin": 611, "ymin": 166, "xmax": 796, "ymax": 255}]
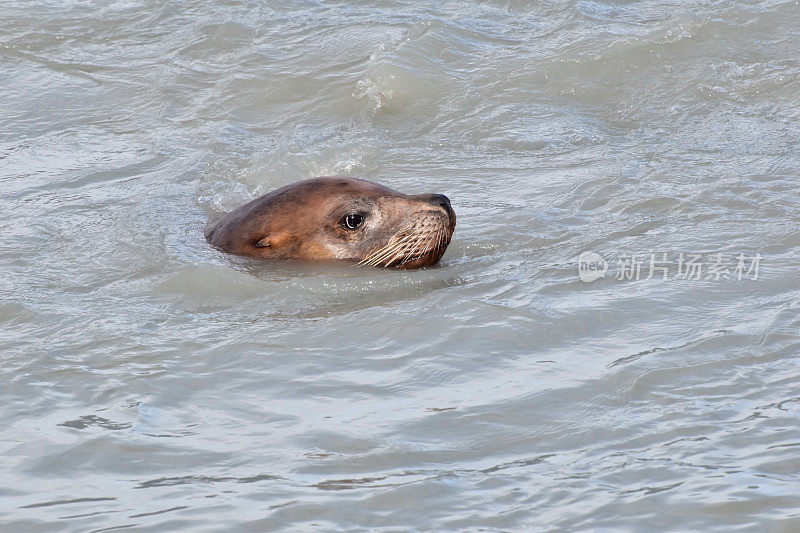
[
  {"xmin": 425, "ymin": 193, "xmax": 451, "ymax": 211},
  {"xmin": 414, "ymin": 193, "xmax": 456, "ymax": 230}
]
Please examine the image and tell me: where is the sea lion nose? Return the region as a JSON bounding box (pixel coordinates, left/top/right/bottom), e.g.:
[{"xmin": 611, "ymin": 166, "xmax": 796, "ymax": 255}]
[{"xmin": 426, "ymin": 194, "xmax": 451, "ymax": 212}]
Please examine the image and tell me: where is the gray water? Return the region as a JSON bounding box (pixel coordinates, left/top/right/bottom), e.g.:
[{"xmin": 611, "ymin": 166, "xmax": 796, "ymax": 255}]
[{"xmin": 2, "ymin": 1, "xmax": 800, "ymax": 531}]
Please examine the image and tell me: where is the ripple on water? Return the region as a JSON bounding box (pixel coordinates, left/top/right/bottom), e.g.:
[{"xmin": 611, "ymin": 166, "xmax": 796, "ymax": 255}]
[{"xmin": 2, "ymin": 0, "xmax": 800, "ymax": 531}]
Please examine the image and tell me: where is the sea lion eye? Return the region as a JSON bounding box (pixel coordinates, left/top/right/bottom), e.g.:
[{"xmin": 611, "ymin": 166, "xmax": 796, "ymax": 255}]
[{"xmin": 341, "ymin": 213, "xmax": 364, "ymax": 230}]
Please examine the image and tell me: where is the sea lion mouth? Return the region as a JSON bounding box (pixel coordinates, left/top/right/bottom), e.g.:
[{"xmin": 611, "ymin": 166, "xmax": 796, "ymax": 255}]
[{"xmin": 358, "ymin": 211, "xmax": 452, "ymax": 268}]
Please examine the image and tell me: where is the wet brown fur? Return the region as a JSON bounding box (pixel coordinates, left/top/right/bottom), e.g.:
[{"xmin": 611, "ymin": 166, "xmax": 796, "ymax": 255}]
[{"xmin": 205, "ymin": 177, "xmax": 456, "ymax": 269}]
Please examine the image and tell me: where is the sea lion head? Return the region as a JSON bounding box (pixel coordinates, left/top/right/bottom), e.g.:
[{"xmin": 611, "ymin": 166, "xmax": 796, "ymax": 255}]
[{"xmin": 206, "ymin": 177, "xmax": 456, "ymax": 269}]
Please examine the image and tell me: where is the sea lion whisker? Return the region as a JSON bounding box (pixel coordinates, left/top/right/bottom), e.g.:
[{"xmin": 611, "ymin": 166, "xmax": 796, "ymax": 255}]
[
  {"xmin": 389, "ymin": 245, "xmax": 415, "ymax": 267},
  {"xmin": 360, "ymin": 235, "xmax": 412, "ymax": 267},
  {"xmin": 382, "ymin": 235, "xmax": 420, "ymax": 267},
  {"xmin": 382, "ymin": 236, "xmax": 419, "ymax": 267},
  {"xmin": 361, "ymin": 236, "xmax": 407, "ymax": 264},
  {"xmin": 418, "ymin": 227, "xmax": 439, "ymax": 255},
  {"xmin": 406, "ymin": 235, "xmax": 430, "ymax": 262},
  {"xmin": 357, "ymin": 241, "xmax": 396, "ymax": 266},
  {"xmin": 374, "ymin": 232, "xmax": 418, "ymax": 263},
  {"xmin": 435, "ymin": 226, "xmax": 444, "ymax": 252},
  {"xmin": 397, "ymin": 232, "xmax": 434, "ymax": 266}
]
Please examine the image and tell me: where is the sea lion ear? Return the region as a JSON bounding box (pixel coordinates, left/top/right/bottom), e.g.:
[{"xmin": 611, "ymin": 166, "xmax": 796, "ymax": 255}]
[{"xmin": 254, "ymin": 230, "xmax": 291, "ymax": 248}]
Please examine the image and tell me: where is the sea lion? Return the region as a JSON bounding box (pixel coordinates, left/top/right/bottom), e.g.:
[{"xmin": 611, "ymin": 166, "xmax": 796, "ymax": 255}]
[{"xmin": 205, "ymin": 177, "xmax": 456, "ymax": 269}]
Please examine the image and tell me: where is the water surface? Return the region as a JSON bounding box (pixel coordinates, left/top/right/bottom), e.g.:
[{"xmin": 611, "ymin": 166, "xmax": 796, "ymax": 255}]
[{"xmin": 2, "ymin": 1, "xmax": 799, "ymax": 531}]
